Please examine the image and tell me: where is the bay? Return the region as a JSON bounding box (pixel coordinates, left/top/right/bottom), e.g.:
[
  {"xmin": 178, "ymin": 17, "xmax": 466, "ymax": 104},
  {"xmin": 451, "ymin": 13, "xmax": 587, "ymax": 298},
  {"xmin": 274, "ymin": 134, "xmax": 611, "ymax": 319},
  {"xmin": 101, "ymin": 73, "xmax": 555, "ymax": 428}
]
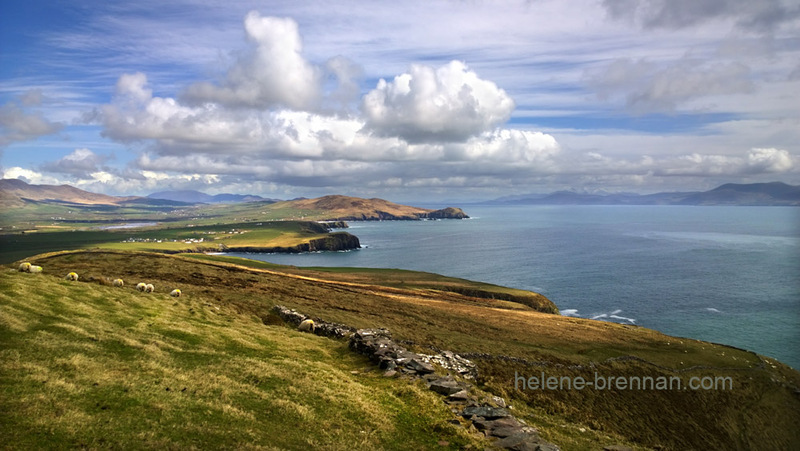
[{"xmin": 227, "ymin": 205, "xmax": 800, "ymax": 369}]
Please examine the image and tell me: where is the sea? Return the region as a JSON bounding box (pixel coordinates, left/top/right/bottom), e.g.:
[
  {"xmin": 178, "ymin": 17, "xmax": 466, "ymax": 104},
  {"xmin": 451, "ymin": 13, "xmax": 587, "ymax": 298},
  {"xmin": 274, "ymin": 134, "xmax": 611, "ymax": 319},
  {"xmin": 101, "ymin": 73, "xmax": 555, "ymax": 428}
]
[{"xmin": 227, "ymin": 205, "xmax": 800, "ymax": 369}]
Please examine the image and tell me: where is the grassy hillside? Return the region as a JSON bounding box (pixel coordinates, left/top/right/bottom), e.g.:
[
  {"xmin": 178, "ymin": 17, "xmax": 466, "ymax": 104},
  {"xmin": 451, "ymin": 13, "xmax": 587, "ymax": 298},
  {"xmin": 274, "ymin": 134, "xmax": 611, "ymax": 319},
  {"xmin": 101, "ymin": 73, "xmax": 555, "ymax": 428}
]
[
  {"xmin": 0, "ymin": 221, "xmax": 354, "ymax": 265},
  {"xmin": 7, "ymin": 250, "xmax": 800, "ymax": 450},
  {"xmin": 0, "ymin": 267, "xmax": 487, "ymax": 449}
]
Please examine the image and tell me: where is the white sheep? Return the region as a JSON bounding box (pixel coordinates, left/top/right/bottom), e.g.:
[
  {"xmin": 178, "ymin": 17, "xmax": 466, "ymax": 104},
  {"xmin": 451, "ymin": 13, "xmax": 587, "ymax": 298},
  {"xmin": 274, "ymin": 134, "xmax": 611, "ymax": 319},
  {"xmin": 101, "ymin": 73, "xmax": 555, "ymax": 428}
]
[
  {"xmin": 28, "ymin": 265, "xmax": 43, "ymax": 273},
  {"xmin": 145, "ymin": 284, "xmax": 155, "ymax": 293},
  {"xmin": 170, "ymin": 289, "xmax": 181, "ymax": 297},
  {"xmin": 65, "ymin": 272, "xmax": 79, "ymax": 281},
  {"xmin": 18, "ymin": 262, "xmax": 31, "ymax": 272},
  {"xmin": 136, "ymin": 282, "xmax": 147, "ymax": 292},
  {"xmin": 112, "ymin": 279, "xmax": 124, "ymax": 287},
  {"xmin": 298, "ymin": 319, "xmax": 315, "ymax": 332}
]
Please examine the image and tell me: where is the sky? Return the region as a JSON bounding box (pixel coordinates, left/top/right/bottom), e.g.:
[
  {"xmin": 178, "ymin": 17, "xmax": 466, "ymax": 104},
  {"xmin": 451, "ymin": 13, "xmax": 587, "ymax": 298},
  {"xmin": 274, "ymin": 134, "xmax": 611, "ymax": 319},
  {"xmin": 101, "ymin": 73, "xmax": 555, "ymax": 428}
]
[{"xmin": 1, "ymin": 0, "xmax": 799, "ymax": 202}]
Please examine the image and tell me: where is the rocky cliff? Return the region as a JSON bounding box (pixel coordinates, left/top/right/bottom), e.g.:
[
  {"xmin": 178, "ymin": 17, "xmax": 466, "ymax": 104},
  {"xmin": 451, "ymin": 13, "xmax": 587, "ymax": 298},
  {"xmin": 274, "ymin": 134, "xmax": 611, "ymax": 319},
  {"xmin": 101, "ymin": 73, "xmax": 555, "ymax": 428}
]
[
  {"xmin": 224, "ymin": 231, "xmax": 361, "ymax": 253},
  {"xmin": 419, "ymin": 207, "xmax": 469, "ymax": 219}
]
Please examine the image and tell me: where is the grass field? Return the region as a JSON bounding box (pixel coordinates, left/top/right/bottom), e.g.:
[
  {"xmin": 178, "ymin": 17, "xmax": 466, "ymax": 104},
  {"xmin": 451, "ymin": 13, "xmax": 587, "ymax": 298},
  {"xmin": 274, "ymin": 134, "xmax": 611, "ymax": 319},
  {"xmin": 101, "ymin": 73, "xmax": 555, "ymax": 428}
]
[
  {"xmin": 0, "ymin": 267, "xmax": 487, "ymax": 450},
  {"xmin": 0, "ymin": 221, "xmax": 347, "ymax": 264},
  {"xmin": 6, "ymin": 250, "xmax": 799, "ymax": 450}
]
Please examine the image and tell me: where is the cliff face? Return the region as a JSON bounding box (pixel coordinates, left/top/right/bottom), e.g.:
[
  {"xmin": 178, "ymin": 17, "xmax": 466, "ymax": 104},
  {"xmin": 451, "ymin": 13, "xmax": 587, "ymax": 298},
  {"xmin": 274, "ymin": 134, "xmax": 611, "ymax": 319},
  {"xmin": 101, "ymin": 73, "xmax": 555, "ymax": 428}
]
[
  {"xmin": 419, "ymin": 207, "xmax": 469, "ymax": 219},
  {"xmin": 225, "ymin": 231, "xmax": 361, "ymax": 254}
]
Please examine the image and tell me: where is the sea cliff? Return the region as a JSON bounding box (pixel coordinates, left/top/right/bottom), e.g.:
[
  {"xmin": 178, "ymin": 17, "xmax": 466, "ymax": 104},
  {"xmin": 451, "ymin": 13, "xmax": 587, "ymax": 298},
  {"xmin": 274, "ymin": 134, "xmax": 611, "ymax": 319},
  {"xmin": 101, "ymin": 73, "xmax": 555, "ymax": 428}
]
[{"xmin": 222, "ymin": 231, "xmax": 361, "ymax": 253}]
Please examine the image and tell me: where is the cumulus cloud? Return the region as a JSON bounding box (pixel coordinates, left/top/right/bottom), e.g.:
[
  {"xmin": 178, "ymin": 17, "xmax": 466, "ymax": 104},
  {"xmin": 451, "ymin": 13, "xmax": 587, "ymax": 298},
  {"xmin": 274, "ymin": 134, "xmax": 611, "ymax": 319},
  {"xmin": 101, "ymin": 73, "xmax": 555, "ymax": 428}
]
[
  {"xmin": 587, "ymin": 58, "xmax": 753, "ymax": 113},
  {"xmin": 362, "ymin": 61, "xmax": 515, "ymax": 143},
  {"xmin": 182, "ymin": 13, "xmax": 321, "ymax": 110},
  {"xmin": 602, "ymin": 0, "xmax": 800, "ymax": 32},
  {"xmin": 2, "ymin": 167, "xmax": 62, "ymax": 185},
  {"xmin": 40, "ymin": 148, "xmax": 111, "ymax": 177},
  {"xmin": 745, "ymin": 147, "xmax": 794, "ymax": 173},
  {"xmin": 80, "ymin": 12, "xmax": 570, "ymax": 193}
]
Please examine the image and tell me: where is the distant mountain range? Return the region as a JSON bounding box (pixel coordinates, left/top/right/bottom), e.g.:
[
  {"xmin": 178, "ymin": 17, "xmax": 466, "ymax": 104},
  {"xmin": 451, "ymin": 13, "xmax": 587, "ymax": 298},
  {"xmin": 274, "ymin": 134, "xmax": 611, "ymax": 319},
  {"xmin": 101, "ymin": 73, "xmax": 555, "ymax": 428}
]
[
  {"xmin": 147, "ymin": 190, "xmax": 278, "ymax": 204},
  {"xmin": 2, "ymin": 179, "xmax": 799, "ymax": 209},
  {"xmin": 491, "ymin": 182, "xmax": 800, "ymax": 206},
  {"xmin": 0, "ymin": 180, "xmax": 468, "ymax": 219},
  {"xmin": 0, "ymin": 178, "xmax": 141, "ymax": 207}
]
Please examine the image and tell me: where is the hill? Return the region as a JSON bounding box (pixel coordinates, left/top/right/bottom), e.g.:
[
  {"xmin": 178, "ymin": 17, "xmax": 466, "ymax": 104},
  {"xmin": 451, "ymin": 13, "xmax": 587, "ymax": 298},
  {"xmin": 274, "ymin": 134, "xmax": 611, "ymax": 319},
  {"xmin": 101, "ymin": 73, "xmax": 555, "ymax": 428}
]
[
  {"xmin": 148, "ymin": 189, "xmax": 273, "ymax": 204},
  {"xmin": 5, "ymin": 250, "xmax": 800, "ymax": 449},
  {"xmin": 0, "ymin": 260, "xmax": 487, "ymax": 450},
  {"xmin": 273, "ymin": 195, "xmax": 469, "ymax": 220},
  {"xmin": 0, "ymin": 178, "xmax": 138, "ymax": 207},
  {"xmin": 0, "ymin": 180, "xmax": 468, "ymax": 227},
  {"xmin": 492, "ymin": 182, "xmax": 800, "ymax": 206},
  {"xmin": 677, "ymin": 182, "xmax": 800, "ymax": 205}
]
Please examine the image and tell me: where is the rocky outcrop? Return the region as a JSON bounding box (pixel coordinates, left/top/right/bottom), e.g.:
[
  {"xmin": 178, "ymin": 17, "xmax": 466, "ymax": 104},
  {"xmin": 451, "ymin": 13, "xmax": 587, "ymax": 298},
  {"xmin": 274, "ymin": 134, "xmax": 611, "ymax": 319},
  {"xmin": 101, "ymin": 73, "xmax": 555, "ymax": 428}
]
[
  {"xmin": 418, "ymin": 207, "xmax": 470, "ymax": 219},
  {"xmin": 225, "ymin": 232, "xmax": 361, "ymax": 254},
  {"xmin": 270, "ymin": 305, "xmax": 354, "ymax": 339},
  {"xmin": 271, "ymin": 305, "xmax": 559, "ymax": 450},
  {"xmin": 318, "ymin": 221, "xmax": 349, "ymax": 229}
]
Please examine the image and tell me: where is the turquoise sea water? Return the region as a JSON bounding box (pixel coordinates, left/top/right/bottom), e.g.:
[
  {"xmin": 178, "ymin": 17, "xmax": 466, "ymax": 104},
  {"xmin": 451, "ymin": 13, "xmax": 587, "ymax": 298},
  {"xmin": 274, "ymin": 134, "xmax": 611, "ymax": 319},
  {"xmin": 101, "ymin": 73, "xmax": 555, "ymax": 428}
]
[{"xmin": 228, "ymin": 205, "xmax": 800, "ymax": 369}]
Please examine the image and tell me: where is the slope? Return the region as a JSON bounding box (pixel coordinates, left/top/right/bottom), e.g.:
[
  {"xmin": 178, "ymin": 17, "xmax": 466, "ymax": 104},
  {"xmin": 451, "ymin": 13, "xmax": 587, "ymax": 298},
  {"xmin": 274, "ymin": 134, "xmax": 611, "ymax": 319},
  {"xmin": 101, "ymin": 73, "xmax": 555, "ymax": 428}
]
[
  {"xmin": 0, "ymin": 267, "xmax": 487, "ymax": 450},
  {"xmin": 12, "ymin": 250, "xmax": 800, "ymax": 450}
]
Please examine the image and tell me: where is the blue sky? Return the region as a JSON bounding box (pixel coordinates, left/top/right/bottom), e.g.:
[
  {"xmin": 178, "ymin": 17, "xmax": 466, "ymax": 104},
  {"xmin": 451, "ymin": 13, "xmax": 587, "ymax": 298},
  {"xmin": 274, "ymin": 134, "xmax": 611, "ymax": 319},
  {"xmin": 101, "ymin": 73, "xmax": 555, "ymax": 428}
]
[{"xmin": 1, "ymin": 0, "xmax": 799, "ymax": 201}]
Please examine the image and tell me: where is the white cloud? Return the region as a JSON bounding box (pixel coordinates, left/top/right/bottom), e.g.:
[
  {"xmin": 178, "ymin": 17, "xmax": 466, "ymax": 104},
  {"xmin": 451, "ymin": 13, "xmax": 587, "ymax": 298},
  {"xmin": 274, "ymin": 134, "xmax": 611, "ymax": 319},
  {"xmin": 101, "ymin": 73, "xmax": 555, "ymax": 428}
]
[
  {"xmin": 182, "ymin": 13, "xmax": 321, "ymax": 110},
  {"xmin": 587, "ymin": 58, "xmax": 753, "ymax": 113},
  {"xmin": 602, "ymin": 0, "xmax": 800, "ymax": 32},
  {"xmin": 0, "ymin": 96, "xmax": 64, "ymax": 147},
  {"xmin": 362, "ymin": 61, "xmax": 515, "ymax": 143},
  {"xmin": 2, "ymin": 167, "xmax": 62, "ymax": 185},
  {"xmin": 746, "ymin": 147, "xmax": 794, "ymax": 173},
  {"xmin": 40, "ymin": 148, "xmax": 110, "ymax": 176}
]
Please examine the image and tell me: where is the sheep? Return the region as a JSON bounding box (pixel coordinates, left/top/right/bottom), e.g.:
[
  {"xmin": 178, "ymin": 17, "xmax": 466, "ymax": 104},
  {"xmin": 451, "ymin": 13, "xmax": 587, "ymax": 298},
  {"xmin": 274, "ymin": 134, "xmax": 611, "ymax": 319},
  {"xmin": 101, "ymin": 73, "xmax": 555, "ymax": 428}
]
[
  {"xmin": 298, "ymin": 319, "xmax": 315, "ymax": 332},
  {"xmin": 28, "ymin": 265, "xmax": 43, "ymax": 273},
  {"xmin": 170, "ymin": 289, "xmax": 181, "ymax": 297},
  {"xmin": 136, "ymin": 282, "xmax": 147, "ymax": 292},
  {"xmin": 65, "ymin": 272, "xmax": 79, "ymax": 281},
  {"xmin": 145, "ymin": 284, "xmax": 155, "ymax": 293},
  {"xmin": 18, "ymin": 262, "xmax": 31, "ymax": 272},
  {"xmin": 112, "ymin": 279, "xmax": 124, "ymax": 287}
]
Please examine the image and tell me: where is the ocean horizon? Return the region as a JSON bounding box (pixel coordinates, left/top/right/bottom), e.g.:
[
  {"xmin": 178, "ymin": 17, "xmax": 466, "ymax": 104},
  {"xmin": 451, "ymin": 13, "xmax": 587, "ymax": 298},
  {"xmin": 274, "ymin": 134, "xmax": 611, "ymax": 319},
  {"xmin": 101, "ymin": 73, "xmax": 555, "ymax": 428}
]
[{"xmin": 228, "ymin": 205, "xmax": 800, "ymax": 369}]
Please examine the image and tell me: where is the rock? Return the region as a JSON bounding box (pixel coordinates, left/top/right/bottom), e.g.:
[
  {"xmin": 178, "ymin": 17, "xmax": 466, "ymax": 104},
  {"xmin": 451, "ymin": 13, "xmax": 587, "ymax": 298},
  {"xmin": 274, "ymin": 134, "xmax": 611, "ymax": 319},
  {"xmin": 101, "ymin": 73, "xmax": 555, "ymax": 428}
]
[
  {"xmin": 428, "ymin": 377, "xmax": 462, "ymax": 395},
  {"xmin": 473, "ymin": 417, "xmax": 523, "ymax": 431},
  {"xmin": 491, "ymin": 396, "xmax": 507, "ymax": 408},
  {"xmin": 490, "ymin": 427, "xmax": 523, "ymax": 438},
  {"xmin": 493, "ymin": 431, "xmax": 560, "ymax": 451},
  {"xmin": 383, "ymin": 370, "xmax": 397, "ymax": 378},
  {"xmin": 420, "ymin": 351, "xmax": 478, "ymax": 379},
  {"xmin": 406, "ymin": 358, "xmax": 435, "ymax": 374},
  {"xmin": 461, "ymin": 406, "xmax": 511, "ymax": 420},
  {"xmin": 448, "ymin": 389, "xmax": 470, "ymax": 402},
  {"xmin": 419, "ymin": 207, "xmax": 470, "ymax": 219}
]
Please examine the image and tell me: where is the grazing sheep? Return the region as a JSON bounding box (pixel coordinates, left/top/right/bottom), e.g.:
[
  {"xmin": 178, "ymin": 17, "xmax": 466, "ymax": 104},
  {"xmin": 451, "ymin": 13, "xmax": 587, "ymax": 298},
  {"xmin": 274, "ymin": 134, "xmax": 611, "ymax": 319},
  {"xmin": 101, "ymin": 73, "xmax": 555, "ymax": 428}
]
[
  {"xmin": 28, "ymin": 265, "xmax": 43, "ymax": 273},
  {"xmin": 136, "ymin": 282, "xmax": 147, "ymax": 292},
  {"xmin": 145, "ymin": 284, "xmax": 155, "ymax": 293},
  {"xmin": 18, "ymin": 262, "xmax": 31, "ymax": 272},
  {"xmin": 112, "ymin": 279, "xmax": 124, "ymax": 287},
  {"xmin": 298, "ymin": 319, "xmax": 315, "ymax": 332},
  {"xmin": 65, "ymin": 272, "xmax": 79, "ymax": 281},
  {"xmin": 170, "ymin": 289, "xmax": 181, "ymax": 297}
]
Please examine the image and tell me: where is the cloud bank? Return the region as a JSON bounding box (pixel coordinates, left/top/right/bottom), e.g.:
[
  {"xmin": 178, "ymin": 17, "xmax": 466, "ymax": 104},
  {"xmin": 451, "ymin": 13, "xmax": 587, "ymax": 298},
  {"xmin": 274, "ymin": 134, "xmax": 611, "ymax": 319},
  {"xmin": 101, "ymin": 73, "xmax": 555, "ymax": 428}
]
[
  {"xmin": 85, "ymin": 13, "xmax": 564, "ymax": 194},
  {"xmin": 4, "ymin": 3, "xmax": 798, "ymax": 198}
]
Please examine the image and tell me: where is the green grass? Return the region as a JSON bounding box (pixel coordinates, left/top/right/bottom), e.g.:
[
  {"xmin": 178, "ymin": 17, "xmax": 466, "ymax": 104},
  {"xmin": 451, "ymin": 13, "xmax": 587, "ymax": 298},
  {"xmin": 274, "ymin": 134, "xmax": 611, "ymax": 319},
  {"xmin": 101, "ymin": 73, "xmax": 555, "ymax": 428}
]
[
  {"xmin": 0, "ymin": 269, "xmax": 487, "ymax": 450},
  {"xmin": 0, "ymin": 221, "xmax": 342, "ymax": 264},
  {"xmin": 13, "ymin": 250, "xmax": 800, "ymax": 450},
  {"xmin": 190, "ymin": 254, "xmax": 558, "ymax": 313}
]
